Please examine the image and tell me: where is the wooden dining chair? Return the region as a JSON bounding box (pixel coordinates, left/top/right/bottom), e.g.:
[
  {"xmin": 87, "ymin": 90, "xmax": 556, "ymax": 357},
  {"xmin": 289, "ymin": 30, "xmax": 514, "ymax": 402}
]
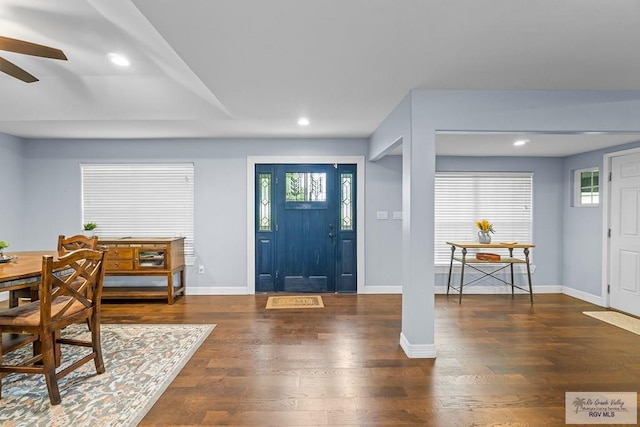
[
  {"xmin": 57, "ymin": 234, "xmax": 99, "ymax": 255},
  {"xmin": 0, "ymin": 248, "xmax": 107, "ymax": 405},
  {"xmin": 8, "ymin": 234, "xmax": 99, "ymax": 307}
]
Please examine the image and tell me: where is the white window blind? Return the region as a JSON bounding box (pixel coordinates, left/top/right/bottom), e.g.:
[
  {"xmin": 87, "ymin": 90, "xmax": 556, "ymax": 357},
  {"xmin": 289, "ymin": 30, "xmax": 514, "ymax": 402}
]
[
  {"xmin": 81, "ymin": 163, "xmax": 195, "ymax": 264},
  {"xmin": 435, "ymin": 172, "xmax": 533, "ymax": 265}
]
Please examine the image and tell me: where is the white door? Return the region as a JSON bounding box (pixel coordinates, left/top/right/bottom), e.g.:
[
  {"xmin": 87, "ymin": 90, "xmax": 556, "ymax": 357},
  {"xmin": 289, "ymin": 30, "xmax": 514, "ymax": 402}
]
[{"xmin": 609, "ymin": 151, "xmax": 640, "ymax": 316}]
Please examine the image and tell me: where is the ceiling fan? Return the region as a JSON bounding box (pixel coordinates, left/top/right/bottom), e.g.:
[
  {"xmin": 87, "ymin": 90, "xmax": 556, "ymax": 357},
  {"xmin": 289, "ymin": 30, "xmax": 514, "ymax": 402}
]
[{"xmin": 0, "ymin": 35, "xmax": 67, "ymax": 83}]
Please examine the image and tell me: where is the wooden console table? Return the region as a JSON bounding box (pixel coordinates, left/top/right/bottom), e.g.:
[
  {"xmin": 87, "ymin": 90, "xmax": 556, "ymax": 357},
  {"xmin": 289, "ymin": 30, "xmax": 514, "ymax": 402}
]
[
  {"xmin": 445, "ymin": 241, "xmax": 535, "ymax": 304},
  {"xmin": 99, "ymin": 237, "xmax": 185, "ymax": 304}
]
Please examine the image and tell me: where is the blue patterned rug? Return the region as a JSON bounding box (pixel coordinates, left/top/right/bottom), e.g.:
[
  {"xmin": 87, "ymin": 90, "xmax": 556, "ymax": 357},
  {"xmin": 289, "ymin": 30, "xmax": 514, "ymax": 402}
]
[{"xmin": 0, "ymin": 323, "xmax": 215, "ymax": 426}]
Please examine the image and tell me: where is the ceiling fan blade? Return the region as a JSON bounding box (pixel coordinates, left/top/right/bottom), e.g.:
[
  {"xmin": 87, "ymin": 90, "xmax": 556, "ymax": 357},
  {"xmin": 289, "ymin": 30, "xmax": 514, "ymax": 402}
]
[
  {"xmin": 0, "ymin": 56, "xmax": 38, "ymax": 83},
  {"xmin": 0, "ymin": 36, "xmax": 67, "ymax": 61}
]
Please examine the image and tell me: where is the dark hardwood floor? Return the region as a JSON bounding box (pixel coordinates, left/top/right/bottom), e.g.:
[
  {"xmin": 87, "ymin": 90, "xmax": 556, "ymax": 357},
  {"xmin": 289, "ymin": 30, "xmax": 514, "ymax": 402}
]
[{"xmin": 99, "ymin": 293, "xmax": 640, "ymax": 426}]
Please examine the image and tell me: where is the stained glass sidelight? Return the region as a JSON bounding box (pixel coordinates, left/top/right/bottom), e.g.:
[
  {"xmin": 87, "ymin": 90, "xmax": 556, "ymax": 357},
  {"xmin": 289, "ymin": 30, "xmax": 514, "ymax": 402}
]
[
  {"xmin": 285, "ymin": 172, "xmax": 326, "ymax": 202},
  {"xmin": 341, "ymin": 172, "xmax": 353, "ymax": 230},
  {"xmin": 258, "ymin": 173, "xmax": 271, "ymax": 231}
]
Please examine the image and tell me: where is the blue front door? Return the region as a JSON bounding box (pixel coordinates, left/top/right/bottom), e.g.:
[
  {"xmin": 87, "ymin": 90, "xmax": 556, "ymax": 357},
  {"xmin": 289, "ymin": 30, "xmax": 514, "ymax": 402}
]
[{"xmin": 255, "ymin": 164, "xmax": 356, "ymax": 293}]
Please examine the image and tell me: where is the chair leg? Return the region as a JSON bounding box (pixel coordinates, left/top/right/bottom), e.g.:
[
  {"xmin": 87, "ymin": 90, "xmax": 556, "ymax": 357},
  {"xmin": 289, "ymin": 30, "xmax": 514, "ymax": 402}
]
[
  {"xmin": 40, "ymin": 331, "xmax": 61, "ymax": 405},
  {"xmin": 91, "ymin": 318, "xmax": 105, "ymax": 374},
  {"xmin": 8, "ymin": 291, "xmax": 18, "ymax": 308},
  {"xmin": 54, "ymin": 330, "xmax": 61, "ymax": 367}
]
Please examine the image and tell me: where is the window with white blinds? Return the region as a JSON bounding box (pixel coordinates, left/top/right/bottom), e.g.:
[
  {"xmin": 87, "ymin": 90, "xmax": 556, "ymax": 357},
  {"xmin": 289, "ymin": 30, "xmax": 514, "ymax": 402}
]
[
  {"xmin": 434, "ymin": 172, "xmax": 533, "ymax": 265},
  {"xmin": 81, "ymin": 163, "xmax": 195, "ymax": 264}
]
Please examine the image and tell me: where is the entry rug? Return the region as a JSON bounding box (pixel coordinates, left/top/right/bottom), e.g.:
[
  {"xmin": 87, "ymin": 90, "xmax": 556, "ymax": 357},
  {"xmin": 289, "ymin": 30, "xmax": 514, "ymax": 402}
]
[
  {"xmin": 583, "ymin": 311, "xmax": 640, "ymax": 336},
  {"xmin": 266, "ymin": 295, "xmax": 324, "ymax": 309},
  {"xmin": 0, "ymin": 323, "xmax": 215, "ymax": 427}
]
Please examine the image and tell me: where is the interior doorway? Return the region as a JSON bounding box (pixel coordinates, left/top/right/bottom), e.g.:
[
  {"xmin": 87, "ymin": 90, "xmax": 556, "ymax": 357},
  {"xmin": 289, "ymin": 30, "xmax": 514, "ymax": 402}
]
[{"xmin": 607, "ymin": 147, "xmax": 640, "ymax": 317}]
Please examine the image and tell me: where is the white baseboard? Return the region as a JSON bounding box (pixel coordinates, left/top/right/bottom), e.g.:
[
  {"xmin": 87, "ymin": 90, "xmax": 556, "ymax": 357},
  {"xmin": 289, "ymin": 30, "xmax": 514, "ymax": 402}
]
[
  {"xmin": 361, "ymin": 285, "xmax": 402, "ymax": 294},
  {"xmin": 143, "ymin": 284, "xmax": 604, "ymax": 306},
  {"xmin": 186, "ymin": 286, "xmax": 250, "ymax": 295},
  {"xmin": 562, "ymin": 286, "xmax": 605, "ymax": 307},
  {"xmin": 186, "ymin": 285, "xmax": 405, "ymax": 295},
  {"xmin": 399, "ymin": 332, "xmax": 436, "ymax": 358},
  {"xmin": 434, "ymin": 285, "xmax": 562, "ymax": 294},
  {"xmin": 184, "ymin": 284, "xmax": 572, "ymax": 296}
]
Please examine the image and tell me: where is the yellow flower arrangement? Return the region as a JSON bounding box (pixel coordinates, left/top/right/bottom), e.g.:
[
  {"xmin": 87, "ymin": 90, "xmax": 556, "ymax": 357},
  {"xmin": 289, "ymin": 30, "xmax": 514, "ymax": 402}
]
[{"xmin": 475, "ymin": 219, "xmax": 495, "ymax": 234}]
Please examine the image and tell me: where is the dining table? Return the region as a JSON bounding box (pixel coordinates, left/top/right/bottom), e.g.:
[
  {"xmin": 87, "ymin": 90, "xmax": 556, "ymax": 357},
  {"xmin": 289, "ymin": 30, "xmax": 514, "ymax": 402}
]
[
  {"xmin": 0, "ymin": 251, "xmax": 57, "ymax": 354},
  {"xmin": 0, "ymin": 251, "xmax": 57, "ymax": 307}
]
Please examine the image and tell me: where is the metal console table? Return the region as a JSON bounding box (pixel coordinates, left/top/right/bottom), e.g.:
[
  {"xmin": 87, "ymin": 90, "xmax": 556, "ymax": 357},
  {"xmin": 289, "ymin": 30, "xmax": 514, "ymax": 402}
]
[{"xmin": 445, "ymin": 241, "xmax": 535, "ymax": 304}]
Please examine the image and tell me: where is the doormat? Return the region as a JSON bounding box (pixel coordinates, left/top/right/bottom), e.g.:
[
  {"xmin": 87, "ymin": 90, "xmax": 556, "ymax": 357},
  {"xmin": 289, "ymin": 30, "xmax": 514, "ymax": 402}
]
[
  {"xmin": 583, "ymin": 311, "xmax": 640, "ymax": 336},
  {"xmin": 266, "ymin": 295, "xmax": 324, "ymax": 309}
]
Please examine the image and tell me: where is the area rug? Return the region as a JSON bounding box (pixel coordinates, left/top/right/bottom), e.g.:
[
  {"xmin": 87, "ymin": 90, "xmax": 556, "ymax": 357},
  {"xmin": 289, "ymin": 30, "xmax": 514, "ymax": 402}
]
[
  {"xmin": 266, "ymin": 295, "xmax": 324, "ymax": 309},
  {"xmin": 584, "ymin": 311, "xmax": 640, "ymax": 336},
  {"xmin": 0, "ymin": 323, "xmax": 215, "ymax": 427}
]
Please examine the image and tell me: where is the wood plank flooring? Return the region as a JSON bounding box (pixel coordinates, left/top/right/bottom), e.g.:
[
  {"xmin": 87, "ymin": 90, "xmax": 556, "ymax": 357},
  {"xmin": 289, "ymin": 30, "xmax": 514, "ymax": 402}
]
[{"xmin": 99, "ymin": 293, "xmax": 640, "ymax": 426}]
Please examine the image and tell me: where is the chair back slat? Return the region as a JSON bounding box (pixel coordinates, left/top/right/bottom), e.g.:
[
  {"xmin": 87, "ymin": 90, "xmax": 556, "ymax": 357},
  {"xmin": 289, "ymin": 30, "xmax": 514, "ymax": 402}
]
[
  {"xmin": 41, "ymin": 249, "xmax": 106, "ymax": 328},
  {"xmin": 57, "ymin": 234, "xmax": 98, "ymax": 256}
]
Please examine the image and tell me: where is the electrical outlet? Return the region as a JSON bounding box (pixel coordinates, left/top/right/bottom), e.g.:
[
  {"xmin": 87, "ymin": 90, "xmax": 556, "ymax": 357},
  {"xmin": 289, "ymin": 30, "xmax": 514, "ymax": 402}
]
[{"xmin": 198, "ymin": 265, "xmax": 205, "ymax": 274}]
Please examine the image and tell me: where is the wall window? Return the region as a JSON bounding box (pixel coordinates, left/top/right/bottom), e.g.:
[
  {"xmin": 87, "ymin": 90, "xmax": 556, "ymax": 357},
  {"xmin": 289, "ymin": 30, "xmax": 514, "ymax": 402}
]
[
  {"xmin": 434, "ymin": 172, "xmax": 533, "ymax": 265},
  {"xmin": 574, "ymin": 167, "xmax": 599, "ymax": 207},
  {"xmin": 81, "ymin": 163, "xmax": 195, "ymax": 264}
]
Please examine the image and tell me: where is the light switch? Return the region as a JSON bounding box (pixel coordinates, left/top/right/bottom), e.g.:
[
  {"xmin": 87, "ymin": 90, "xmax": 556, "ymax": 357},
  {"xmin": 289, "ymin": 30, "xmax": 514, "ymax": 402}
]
[
  {"xmin": 376, "ymin": 211, "xmax": 389, "ymax": 220},
  {"xmin": 392, "ymin": 211, "xmax": 403, "ymax": 220}
]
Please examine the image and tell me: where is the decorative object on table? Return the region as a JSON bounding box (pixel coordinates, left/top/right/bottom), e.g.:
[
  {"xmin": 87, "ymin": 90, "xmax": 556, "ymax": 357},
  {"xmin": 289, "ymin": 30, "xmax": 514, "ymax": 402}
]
[
  {"xmin": 476, "ymin": 252, "xmax": 501, "ymax": 261},
  {"xmin": 475, "ymin": 218, "xmax": 494, "ymax": 243},
  {"xmin": 0, "ymin": 240, "xmax": 8, "ymax": 259},
  {"xmin": 83, "ymin": 222, "xmax": 98, "ymax": 236}
]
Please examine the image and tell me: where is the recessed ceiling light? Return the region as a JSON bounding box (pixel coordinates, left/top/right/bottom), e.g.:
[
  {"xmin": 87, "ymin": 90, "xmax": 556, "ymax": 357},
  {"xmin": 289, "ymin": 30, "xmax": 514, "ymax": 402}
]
[
  {"xmin": 108, "ymin": 53, "xmax": 130, "ymax": 67},
  {"xmin": 513, "ymin": 139, "xmax": 529, "ymax": 146},
  {"xmin": 297, "ymin": 117, "xmax": 310, "ymax": 126}
]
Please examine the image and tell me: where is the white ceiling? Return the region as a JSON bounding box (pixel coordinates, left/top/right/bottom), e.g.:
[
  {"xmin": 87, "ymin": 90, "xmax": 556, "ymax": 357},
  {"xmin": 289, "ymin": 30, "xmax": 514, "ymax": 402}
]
[{"xmin": 2, "ymin": 0, "xmax": 640, "ymax": 156}]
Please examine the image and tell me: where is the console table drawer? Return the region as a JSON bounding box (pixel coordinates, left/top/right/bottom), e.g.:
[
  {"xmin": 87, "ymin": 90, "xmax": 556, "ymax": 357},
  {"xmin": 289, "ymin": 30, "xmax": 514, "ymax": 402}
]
[
  {"xmin": 105, "ymin": 259, "xmax": 134, "ymax": 271},
  {"xmin": 106, "ymin": 248, "xmax": 134, "ymax": 259}
]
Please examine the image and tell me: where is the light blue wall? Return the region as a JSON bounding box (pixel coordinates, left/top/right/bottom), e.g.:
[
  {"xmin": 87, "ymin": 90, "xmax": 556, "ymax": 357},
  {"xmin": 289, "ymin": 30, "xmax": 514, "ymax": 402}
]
[
  {"xmin": 18, "ymin": 137, "xmax": 406, "ymax": 291},
  {"xmin": 365, "ymin": 154, "xmax": 568, "ymax": 290},
  {"xmin": 0, "ymin": 134, "xmax": 25, "ymax": 250},
  {"xmin": 436, "ymin": 156, "xmax": 564, "ymax": 287},
  {"xmin": 369, "ymin": 93, "xmax": 410, "ymax": 160},
  {"xmin": 562, "ymin": 139, "xmax": 640, "ymax": 297},
  {"xmin": 365, "ymin": 156, "xmax": 402, "ymax": 288},
  {"xmin": 371, "ymin": 89, "xmax": 640, "ymax": 356}
]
